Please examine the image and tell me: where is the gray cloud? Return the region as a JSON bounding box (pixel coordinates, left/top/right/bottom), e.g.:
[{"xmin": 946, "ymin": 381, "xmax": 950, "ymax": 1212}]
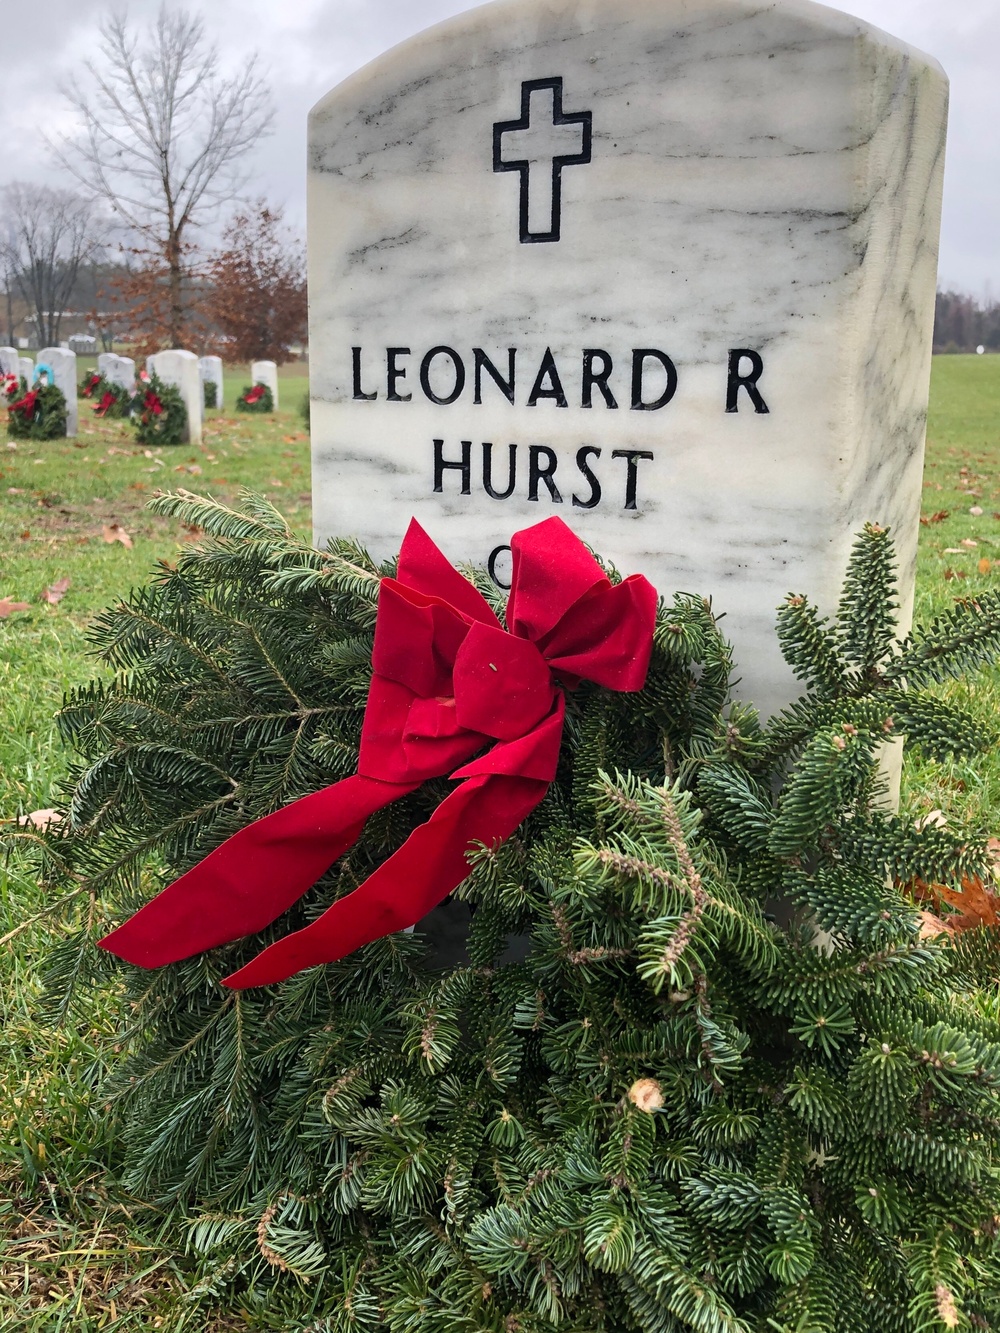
[{"xmin": 3, "ymin": 0, "xmax": 996, "ymax": 293}]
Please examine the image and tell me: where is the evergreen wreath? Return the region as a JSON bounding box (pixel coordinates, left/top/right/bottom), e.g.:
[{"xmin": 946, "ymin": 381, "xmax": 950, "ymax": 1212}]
[
  {"xmin": 81, "ymin": 372, "xmax": 134, "ymax": 419},
  {"xmin": 15, "ymin": 492, "xmax": 1000, "ymax": 1333},
  {"xmin": 7, "ymin": 380, "xmax": 68, "ymax": 439},
  {"xmin": 3, "ymin": 370, "xmax": 25, "ymax": 403},
  {"xmin": 204, "ymin": 379, "xmax": 218, "ymax": 410},
  {"xmin": 236, "ymin": 381, "xmax": 274, "ymax": 412},
  {"xmin": 131, "ymin": 372, "xmax": 186, "ymax": 446}
]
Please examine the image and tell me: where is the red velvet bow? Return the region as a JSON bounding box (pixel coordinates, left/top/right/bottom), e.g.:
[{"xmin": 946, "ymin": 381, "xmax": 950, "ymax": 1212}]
[
  {"xmin": 99, "ymin": 515, "xmax": 657, "ymax": 988},
  {"xmin": 11, "ymin": 389, "xmax": 38, "ymax": 417}
]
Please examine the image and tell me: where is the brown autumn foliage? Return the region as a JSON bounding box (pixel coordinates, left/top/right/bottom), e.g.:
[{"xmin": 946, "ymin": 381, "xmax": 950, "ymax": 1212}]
[
  {"xmin": 204, "ymin": 202, "xmax": 307, "ymax": 364},
  {"xmin": 97, "ymin": 242, "xmax": 211, "ymax": 359},
  {"xmin": 909, "ymin": 838, "xmax": 1000, "ymax": 938}
]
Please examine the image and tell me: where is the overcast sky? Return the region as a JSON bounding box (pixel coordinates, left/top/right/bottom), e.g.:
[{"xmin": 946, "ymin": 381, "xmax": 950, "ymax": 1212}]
[{"xmin": 4, "ymin": 0, "xmax": 996, "ymax": 296}]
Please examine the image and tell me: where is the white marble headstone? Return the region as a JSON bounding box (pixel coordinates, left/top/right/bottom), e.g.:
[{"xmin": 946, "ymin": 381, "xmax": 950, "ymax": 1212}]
[
  {"xmin": 98, "ymin": 353, "xmax": 136, "ymax": 392},
  {"xmin": 36, "ymin": 347, "xmax": 78, "ymax": 436},
  {"xmin": 0, "ymin": 347, "xmax": 19, "ymax": 377},
  {"xmin": 18, "ymin": 357, "xmax": 33, "ymax": 384},
  {"xmin": 308, "ymin": 0, "xmax": 947, "ymax": 719},
  {"xmin": 199, "ymin": 355, "xmax": 224, "ymax": 409},
  {"xmin": 148, "ymin": 349, "xmax": 203, "ymax": 445},
  {"xmin": 250, "ymin": 359, "xmax": 278, "ymax": 409},
  {"xmin": 112, "ymin": 356, "xmax": 136, "ymax": 392}
]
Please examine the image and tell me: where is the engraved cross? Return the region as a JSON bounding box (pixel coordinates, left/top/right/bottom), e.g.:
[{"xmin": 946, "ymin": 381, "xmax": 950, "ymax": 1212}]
[{"xmin": 493, "ymin": 77, "xmax": 592, "ymax": 244}]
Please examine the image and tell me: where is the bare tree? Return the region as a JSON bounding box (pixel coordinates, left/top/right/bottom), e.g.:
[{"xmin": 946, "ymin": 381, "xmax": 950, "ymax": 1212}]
[
  {"xmin": 58, "ymin": 7, "xmax": 273, "ymax": 347},
  {"xmin": 0, "ymin": 183, "xmax": 107, "ymax": 347}
]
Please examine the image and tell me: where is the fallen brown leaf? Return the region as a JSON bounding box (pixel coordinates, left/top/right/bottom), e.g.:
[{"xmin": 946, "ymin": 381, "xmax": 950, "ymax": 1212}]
[
  {"xmin": 17, "ymin": 808, "xmax": 63, "ymax": 829},
  {"xmin": 42, "ymin": 577, "xmax": 71, "ymax": 605},
  {"xmin": 909, "ymin": 869, "xmax": 1000, "ymax": 935},
  {"xmin": 102, "ymin": 523, "xmax": 133, "ymax": 549},
  {"xmin": 921, "ymin": 510, "xmax": 950, "ymax": 525},
  {"xmin": 961, "ymin": 538, "xmax": 978, "ymax": 548},
  {"xmin": 180, "ymin": 523, "xmax": 203, "ymax": 542},
  {"xmin": 918, "ymin": 910, "xmax": 954, "ymax": 940},
  {"xmin": 980, "ymin": 558, "xmax": 993, "ymax": 576},
  {"xmin": 943, "ymin": 568, "xmax": 966, "ymax": 581},
  {"xmin": 0, "ymin": 598, "xmax": 30, "ymax": 618}
]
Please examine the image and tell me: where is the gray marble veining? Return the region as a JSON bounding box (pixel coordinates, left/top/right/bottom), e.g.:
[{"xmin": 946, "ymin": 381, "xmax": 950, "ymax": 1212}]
[{"xmin": 307, "ymin": 0, "xmax": 947, "ymax": 718}]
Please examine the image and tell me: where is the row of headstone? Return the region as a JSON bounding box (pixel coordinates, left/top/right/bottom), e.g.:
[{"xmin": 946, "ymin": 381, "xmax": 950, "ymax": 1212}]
[
  {"xmin": 306, "ymin": 0, "xmax": 948, "ymax": 723},
  {"xmin": 2, "ymin": 342, "xmax": 282, "ymax": 443}
]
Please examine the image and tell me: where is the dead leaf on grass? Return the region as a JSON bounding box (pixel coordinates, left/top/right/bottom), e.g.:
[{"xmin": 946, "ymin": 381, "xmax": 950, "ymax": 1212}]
[
  {"xmin": 961, "ymin": 538, "xmax": 978, "ymax": 548},
  {"xmin": 943, "ymin": 568, "xmax": 966, "ymax": 581},
  {"xmin": 180, "ymin": 523, "xmax": 204, "ymax": 542},
  {"xmin": 970, "ymin": 506, "xmax": 984, "ymax": 516},
  {"xmin": 7, "ymin": 487, "xmax": 24, "ymax": 495},
  {"xmin": 102, "ymin": 523, "xmax": 133, "ymax": 548},
  {"xmin": 918, "ymin": 909, "xmax": 954, "ymax": 940},
  {"xmin": 17, "ymin": 808, "xmax": 63, "ymax": 829},
  {"xmin": 921, "ymin": 510, "xmax": 950, "ymax": 525},
  {"xmin": 42, "ymin": 577, "xmax": 71, "ymax": 605},
  {"xmin": 0, "ymin": 598, "xmax": 30, "ymax": 618},
  {"xmin": 980, "ymin": 558, "xmax": 994, "ymax": 575}
]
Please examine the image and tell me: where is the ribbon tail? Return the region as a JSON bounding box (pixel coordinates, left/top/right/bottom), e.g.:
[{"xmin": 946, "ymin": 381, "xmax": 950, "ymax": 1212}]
[
  {"xmin": 98, "ymin": 773, "xmax": 418, "ymax": 968},
  {"xmin": 222, "ymin": 773, "xmax": 548, "ymax": 989}
]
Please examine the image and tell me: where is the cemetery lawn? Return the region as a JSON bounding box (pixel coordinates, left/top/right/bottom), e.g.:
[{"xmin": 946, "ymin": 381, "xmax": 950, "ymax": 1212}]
[{"xmin": 0, "ymin": 355, "xmax": 997, "ymax": 1329}]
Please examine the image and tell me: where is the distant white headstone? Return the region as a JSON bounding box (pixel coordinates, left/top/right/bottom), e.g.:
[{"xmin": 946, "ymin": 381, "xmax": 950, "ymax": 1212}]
[
  {"xmin": 113, "ymin": 356, "xmax": 136, "ymax": 392},
  {"xmin": 36, "ymin": 347, "xmax": 78, "ymax": 436},
  {"xmin": 976, "ymin": 345, "xmax": 985, "ymax": 355},
  {"xmin": 250, "ymin": 360, "xmax": 279, "ymax": 409},
  {"xmin": 199, "ymin": 355, "xmax": 224, "ymax": 409},
  {"xmin": 98, "ymin": 353, "xmax": 135, "ymax": 392},
  {"xmin": 0, "ymin": 347, "xmax": 19, "ymax": 377},
  {"xmin": 308, "ymin": 0, "xmax": 947, "ymax": 718},
  {"xmin": 18, "ymin": 357, "xmax": 33, "ymax": 384},
  {"xmin": 148, "ymin": 349, "xmax": 202, "ymax": 444}
]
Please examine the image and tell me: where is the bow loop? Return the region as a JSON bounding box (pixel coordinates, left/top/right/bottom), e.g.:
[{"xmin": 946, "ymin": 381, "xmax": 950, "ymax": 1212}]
[{"xmin": 453, "ymin": 622, "xmax": 555, "ymax": 741}]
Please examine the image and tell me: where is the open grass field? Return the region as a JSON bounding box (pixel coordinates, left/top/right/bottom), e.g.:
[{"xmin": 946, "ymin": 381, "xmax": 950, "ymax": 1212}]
[{"xmin": 0, "ymin": 355, "xmax": 998, "ymax": 1329}]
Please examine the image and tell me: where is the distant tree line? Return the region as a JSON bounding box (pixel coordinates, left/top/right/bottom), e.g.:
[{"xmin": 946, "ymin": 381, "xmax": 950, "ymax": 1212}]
[
  {"xmin": 0, "ymin": 6, "xmax": 306, "ymax": 362},
  {"xmin": 934, "ymin": 290, "xmax": 1000, "ymax": 353}
]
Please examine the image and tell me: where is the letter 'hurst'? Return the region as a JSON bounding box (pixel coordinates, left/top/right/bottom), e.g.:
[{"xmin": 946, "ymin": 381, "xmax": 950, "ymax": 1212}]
[{"xmin": 432, "ymin": 439, "xmax": 654, "ymax": 510}]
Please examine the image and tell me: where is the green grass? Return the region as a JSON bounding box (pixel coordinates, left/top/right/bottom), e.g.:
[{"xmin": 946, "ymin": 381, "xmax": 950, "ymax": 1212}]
[{"xmin": 0, "ymin": 355, "xmax": 998, "ymax": 1328}]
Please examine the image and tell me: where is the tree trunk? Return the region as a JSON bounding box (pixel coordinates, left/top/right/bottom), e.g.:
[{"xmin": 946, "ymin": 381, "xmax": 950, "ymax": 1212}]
[{"xmin": 167, "ymin": 230, "xmax": 184, "ymax": 348}]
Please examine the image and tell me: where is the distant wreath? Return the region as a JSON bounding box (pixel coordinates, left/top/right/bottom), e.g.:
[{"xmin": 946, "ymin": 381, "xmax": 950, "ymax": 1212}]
[
  {"xmin": 8, "ymin": 380, "xmax": 68, "ymax": 439},
  {"xmin": 132, "ymin": 374, "xmax": 186, "ymax": 447},
  {"xmin": 203, "ymin": 380, "xmax": 218, "ymax": 410},
  {"xmin": 236, "ymin": 382, "xmax": 273, "ymax": 413},
  {"xmin": 82, "ymin": 371, "xmax": 134, "ymax": 419}
]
